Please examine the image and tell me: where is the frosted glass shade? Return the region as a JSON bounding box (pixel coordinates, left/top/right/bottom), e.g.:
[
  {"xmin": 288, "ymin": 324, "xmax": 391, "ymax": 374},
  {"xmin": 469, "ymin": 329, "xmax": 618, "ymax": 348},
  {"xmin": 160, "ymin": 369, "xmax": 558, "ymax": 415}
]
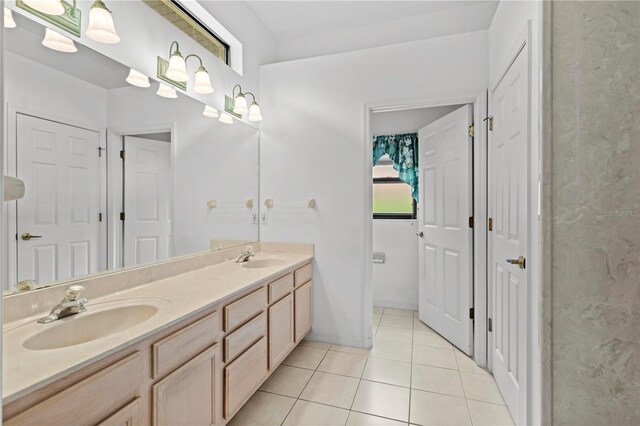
[
  {"xmin": 126, "ymin": 69, "xmax": 150, "ymax": 88},
  {"xmin": 166, "ymin": 52, "xmax": 188, "ymax": 82},
  {"xmin": 42, "ymin": 28, "xmax": 77, "ymax": 53},
  {"xmin": 156, "ymin": 83, "xmax": 177, "ymax": 99},
  {"xmin": 4, "ymin": 8, "xmax": 16, "ymax": 28},
  {"xmin": 86, "ymin": 3, "xmax": 120, "ymax": 44},
  {"xmin": 233, "ymin": 94, "xmax": 248, "ymax": 115},
  {"xmin": 248, "ymin": 102, "xmax": 263, "ymax": 122},
  {"xmin": 193, "ymin": 67, "xmax": 214, "ymax": 94},
  {"xmin": 203, "ymin": 105, "xmax": 219, "ymax": 118},
  {"xmin": 219, "ymin": 113, "xmax": 233, "ymax": 124},
  {"xmin": 23, "ymin": 0, "xmax": 64, "ymax": 15}
]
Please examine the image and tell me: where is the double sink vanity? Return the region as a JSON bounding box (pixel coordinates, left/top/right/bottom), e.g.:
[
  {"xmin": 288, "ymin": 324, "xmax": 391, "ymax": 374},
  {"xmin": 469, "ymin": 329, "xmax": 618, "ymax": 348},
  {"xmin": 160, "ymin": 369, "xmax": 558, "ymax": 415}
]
[{"xmin": 3, "ymin": 243, "xmax": 314, "ymax": 425}]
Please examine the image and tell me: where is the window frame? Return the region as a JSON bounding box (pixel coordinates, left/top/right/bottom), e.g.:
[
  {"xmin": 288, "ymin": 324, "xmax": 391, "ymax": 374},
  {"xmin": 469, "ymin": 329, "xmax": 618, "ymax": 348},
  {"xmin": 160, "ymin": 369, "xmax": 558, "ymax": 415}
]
[{"xmin": 372, "ymin": 176, "xmax": 417, "ymax": 220}]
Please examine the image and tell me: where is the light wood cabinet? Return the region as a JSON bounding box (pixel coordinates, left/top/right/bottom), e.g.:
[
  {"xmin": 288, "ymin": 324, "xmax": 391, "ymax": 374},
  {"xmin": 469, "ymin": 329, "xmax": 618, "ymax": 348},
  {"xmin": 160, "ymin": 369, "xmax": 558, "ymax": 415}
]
[
  {"xmin": 224, "ymin": 287, "xmax": 267, "ymax": 332},
  {"xmin": 153, "ymin": 344, "xmax": 219, "ymax": 426},
  {"xmin": 294, "ymin": 263, "xmax": 312, "ymax": 287},
  {"xmin": 224, "ymin": 311, "xmax": 267, "ymax": 362},
  {"xmin": 268, "ymin": 293, "xmax": 295, "ymax": 369},
  {"xmin": 295, "ymin": 281, "xmax": 313, "ymax": 341},
  {"xmin": 224, "ymin": 337, "xmax": 268, "ymax": 420},
  {"xmin": 268, "ymin": 273, "xmax": 294, "ymax": 303},
  {"xmin": 98, "ymin": 398, "xmax": 142, "ymax": 426}
]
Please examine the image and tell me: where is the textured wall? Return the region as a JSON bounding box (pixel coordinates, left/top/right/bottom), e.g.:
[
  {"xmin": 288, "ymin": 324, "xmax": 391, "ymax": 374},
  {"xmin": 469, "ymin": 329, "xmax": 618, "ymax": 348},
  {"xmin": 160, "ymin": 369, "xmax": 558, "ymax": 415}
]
[{"xmin": 548, "ymin": 1, "xmax": 640, "ymax": 424}]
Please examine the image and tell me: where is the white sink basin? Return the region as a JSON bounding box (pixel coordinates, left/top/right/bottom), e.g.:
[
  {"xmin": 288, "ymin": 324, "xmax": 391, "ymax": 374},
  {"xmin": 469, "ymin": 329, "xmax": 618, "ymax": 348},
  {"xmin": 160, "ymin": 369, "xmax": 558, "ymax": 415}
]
[
  {"xmin": 241, "ymin": 258, "xmax": 288, "ymax": 269},
  {"xmin": 23, "ymin": 302, "xmax": 162, "ymax": 351}
]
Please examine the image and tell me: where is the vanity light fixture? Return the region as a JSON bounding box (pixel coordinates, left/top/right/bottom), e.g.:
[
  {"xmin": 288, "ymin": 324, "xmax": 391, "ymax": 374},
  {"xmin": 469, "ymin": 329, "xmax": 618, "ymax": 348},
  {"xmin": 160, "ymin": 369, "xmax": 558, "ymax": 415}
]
[
  {"xmin": 4, "ymin": 8, "xmax": 16, "ymax": 28},
  {"xmin": 42, "ymin": 27, "xmax": 77, "ymax": 53},
  {"xmin": 229, "ymin": 85, "xmax": 263, "ymax": 121},
  {"xmin": 86, "ymin": 0, "xmax": 119, "ymax": 44},
  {"xmin": 126, "ymin": 69, "xmax": 150, "ymax": 88},
  {"xmin": 156, "ymin": 83, "xmax": 177, "ymax": 99},
  {"xmin": 219, "ymin": 112, "xmax": 233, "ymax": 124},
  {"xmin": 22, "ymin": 0, "xmax": 64, "ymax": 16},
  {"xmin": 203, "ymin": 105, "xmax": 219, "ymax": 118},
  {"xmin": 163, "ymin": 41, "xmax": 214, "ymax": 94}
]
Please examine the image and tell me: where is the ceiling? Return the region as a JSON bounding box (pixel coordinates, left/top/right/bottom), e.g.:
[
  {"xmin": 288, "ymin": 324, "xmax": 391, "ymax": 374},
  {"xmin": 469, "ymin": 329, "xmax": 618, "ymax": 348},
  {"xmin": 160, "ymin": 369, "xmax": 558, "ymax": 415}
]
[{"xmin": 246, "ymin": 1, "xmax": 499, "ymax": 40}]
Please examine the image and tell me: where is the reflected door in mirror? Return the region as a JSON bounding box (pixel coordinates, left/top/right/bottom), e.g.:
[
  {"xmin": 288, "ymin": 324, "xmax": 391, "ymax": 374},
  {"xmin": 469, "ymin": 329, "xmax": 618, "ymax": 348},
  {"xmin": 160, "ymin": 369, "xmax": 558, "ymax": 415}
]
[{"xmin": 17, "ymin": 114, "xmax": 102, "ymax": 284}]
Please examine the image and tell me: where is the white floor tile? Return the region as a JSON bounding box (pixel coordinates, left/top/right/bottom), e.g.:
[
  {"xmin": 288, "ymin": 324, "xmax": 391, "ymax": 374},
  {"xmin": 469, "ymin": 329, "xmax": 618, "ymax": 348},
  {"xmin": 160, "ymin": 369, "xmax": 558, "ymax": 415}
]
[
  {"xmin": 413, "ymin": 330, "xmax": 453, "ymax": 349},
  {"xmin": 229, "ymin": 391, "xmax": 296, "ymax": 426},
  {"xmin": 369, "ymin": 340, "xmax": 412, "ymax": 363},
  {"xmin": 300, "ymin": 340, "xmax": 333, "ymax": 350},
  {"xmin": 346, "ymin": 411, "xmax": 406, "ymax": 426},
  {"xmin": 352, "ymin": 380, "xmax": 410, "ymax": 423},
  {"xmin": 362, "ymin": 357, "xmax": 411, "ymax": 387},
  {"xmin": 331, "ymin": 345, "xmax": 371, "ymax": 356},
  {"xmin": 467, "ymin": 400, "xmax": 515, "ymax": 425},
  {"xmin": 380, "ymin": 315, "xmax": 413, "ymax": 329},
  {"xmin": 411, "ymin": 364, "xmax": 465, "ymax": 397},
  {"xmin": 460, "ymin": 371, "xmax": 506, "ymax": 405},
  {"xmin": 283, "ymin": 400, "xmax": 349, "ymax": 426},
  {"xmin": 412, "ymin": 345, "xmax": 458, "ymax": 370},
  {"xmin": 454, "ymin": 349, "xmax": 489, "ymax": 375},
  {"xmin": 373, "ymin": 306, "xmax": 384, "ymax": 315},
  {"xmin": 410, "ymin": 389, "xmax": 472, "ymax": 426},
  {"xmin": 375, "ymin": 326, "xmax": 413, "ymax": 344},
  {"xmin": 300, "ymin": 371, "xmax": 359, "ymax": 409},
  {"xmin": 283, "ymin": 345, "xmax": 328, "ymax": 370},
  {"xmin": 413, "ymin": 318, "xmax": 434, "ymax": 332},
  {"xmin": 318, "ymin": 350, "xmax": 368, "ymax": 378},
  {"xmin": 259, "ymin": 365, "xmax": 314, "ymax": 398},
  {"xmin": 383, "ymin": 308, "xmax": 414, "ymax": 318}
]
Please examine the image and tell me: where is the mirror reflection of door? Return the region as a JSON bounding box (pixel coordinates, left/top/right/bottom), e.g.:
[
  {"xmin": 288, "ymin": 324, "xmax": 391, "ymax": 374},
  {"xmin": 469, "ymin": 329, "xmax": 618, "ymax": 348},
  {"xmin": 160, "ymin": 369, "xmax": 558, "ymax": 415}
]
[
  {"xmin": 123, "ymin": 135, "xmax": 172, "ymax": 267},
  {"xmin": 16, "ymin": 113, "xmax": 102, "ymax": 284}
]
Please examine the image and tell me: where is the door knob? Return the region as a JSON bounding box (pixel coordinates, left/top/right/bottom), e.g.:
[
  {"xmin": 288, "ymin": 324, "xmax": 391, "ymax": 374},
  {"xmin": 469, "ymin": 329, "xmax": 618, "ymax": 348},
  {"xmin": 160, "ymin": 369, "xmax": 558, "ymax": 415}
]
[
  {"xmin": 506, "ymin": 256, "xmax": 526, "ymax": 269},
  {"xmin": 416, "ymin": 231, "xmax": 424, "ymax": 237},
  {"xmin": 21, "ymin": 233, "xmax": 42, "ymax": 241}
]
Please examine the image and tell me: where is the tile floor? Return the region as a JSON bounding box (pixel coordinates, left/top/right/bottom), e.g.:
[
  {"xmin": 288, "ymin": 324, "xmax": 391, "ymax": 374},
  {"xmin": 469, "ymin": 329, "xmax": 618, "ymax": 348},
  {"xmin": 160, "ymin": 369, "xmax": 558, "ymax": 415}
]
[{"xmin": 229, "ymin": 307, "xmax": 514, "ymax": 426}]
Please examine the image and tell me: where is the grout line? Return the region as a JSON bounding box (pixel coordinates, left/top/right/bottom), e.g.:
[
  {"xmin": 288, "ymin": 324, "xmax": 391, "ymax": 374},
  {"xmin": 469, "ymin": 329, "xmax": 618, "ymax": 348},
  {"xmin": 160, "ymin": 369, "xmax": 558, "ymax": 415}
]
[{"xmin": 408, "ymin": 318, "xmax": 414, "ymax": 425}]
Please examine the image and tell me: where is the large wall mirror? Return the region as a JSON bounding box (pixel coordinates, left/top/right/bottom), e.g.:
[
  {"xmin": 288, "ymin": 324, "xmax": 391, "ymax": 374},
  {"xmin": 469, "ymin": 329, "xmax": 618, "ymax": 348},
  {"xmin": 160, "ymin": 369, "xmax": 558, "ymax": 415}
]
[{"xmin": 2, "ymin": 11, "xmax": 260, "ymax": 294}]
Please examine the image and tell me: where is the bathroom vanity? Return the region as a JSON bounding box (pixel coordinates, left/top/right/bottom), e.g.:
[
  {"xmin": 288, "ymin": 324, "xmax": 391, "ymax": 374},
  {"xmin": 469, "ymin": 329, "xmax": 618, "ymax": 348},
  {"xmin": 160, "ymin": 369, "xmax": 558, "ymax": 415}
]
[{"xmin": 2, "ymin": 243, "xmax": 313, "ymax": 425}]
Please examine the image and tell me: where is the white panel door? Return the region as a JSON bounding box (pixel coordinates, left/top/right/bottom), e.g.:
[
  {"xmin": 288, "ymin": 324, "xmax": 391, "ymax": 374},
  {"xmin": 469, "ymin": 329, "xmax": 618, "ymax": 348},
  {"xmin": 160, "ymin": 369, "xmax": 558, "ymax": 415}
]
[
  {"xmin": 16, "ymin": 114, "xmax": 101, "ymax": 284},
  {"xmin": 489, "ymin": 45, "xmax": 528, "ymax": 425},
  {"xmin": 417, "ymin": 105, "xmax": 473, "ymax": 354},
  {"xmin": 123, "ymin": 136, "xmax": 172, "ymax": 267}
]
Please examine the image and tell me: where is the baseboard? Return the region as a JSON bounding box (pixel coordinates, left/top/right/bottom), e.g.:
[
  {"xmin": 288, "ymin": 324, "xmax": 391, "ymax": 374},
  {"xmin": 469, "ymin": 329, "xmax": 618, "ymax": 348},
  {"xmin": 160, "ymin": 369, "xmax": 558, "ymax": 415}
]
[{"xmin": 373, "ymin": 299, "xmax": 418, "ymax": 311}]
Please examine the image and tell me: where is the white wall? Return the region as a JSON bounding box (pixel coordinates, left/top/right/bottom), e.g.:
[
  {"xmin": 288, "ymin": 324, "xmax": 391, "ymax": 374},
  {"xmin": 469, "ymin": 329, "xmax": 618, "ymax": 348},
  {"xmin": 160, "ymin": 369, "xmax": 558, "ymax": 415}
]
[
  {"xmin": 5, "ymin": 0, "xmax": 278, "ymax": 125},
  {"xmin": 488, "ymin": 2, "xmax": 542, "ymax": 424},
  {"xmin": 370, "ymin": 105, "xmax": 459, "ymax": 311},
  {"xmin": 260, "ymin": 31, "xmax": 489, "ymax": 347}
]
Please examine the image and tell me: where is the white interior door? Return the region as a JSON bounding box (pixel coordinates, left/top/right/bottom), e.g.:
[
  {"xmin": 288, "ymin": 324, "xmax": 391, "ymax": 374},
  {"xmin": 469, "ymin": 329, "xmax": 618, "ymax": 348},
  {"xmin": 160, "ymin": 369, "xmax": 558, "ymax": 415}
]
[
  {"xmin": 123, "ymin": 136, "xmax": 172, "ymax": 267},
  {"xmin": 16, "ymin": 114, "xmax": 101, "ymax": 284},
  {"xmin": 417, "ymin": 105, "xmax": 473, "ymax": 354},
  {"xmin": 488, "ymin": 45, "xmax": 529, "ymax": 424}
]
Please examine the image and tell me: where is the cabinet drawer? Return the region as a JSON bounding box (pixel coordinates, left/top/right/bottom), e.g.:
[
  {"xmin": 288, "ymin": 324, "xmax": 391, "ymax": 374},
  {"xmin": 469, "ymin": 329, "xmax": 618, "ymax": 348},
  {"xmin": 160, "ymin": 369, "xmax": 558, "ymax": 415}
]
[
  {"xmin": 224, "ymin": 287, "xmax": 267, "ymax": 332},
  {"xmin": 153, "ymin": 311, "xmax": 220, "ymax": 379},
  {"xmin": 268, "ymin": 273, "xmax": 294, "ymax": 303},
  {"xmin": 224, "ymin": 311, "xmax": 267, "ymax": 362},
  {"xmin": 6, "ymin": 352, "xmax": 142, "ymax": 426},
  {"xmin": 98, "ymin": 398, "xmax": 142, "ymax": 426},
  {"xmin": 294, "ymin": 263, "xmax": 312, "ymax": 287},
  {"xmin": 224, "ymin": 337, "xmax": 268, "ymax": 419}
]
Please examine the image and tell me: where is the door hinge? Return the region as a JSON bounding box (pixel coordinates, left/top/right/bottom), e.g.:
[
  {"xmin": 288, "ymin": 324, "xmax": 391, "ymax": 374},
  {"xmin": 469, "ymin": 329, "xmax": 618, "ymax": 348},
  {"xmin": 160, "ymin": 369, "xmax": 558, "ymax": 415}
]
[
  {"xmin": 488, "ymin": 217, "xmax": 493, "ymax": 231},
  {"xmin": 484, "ymin": 115, "xmax": 494, "ymax": 131},
  {"xmin": 98, "ymin": 212, "xmax": 103, "ymax": 222},
  {"xmin": 98, "ymin": 147, "xmax": 105, "ymax": 157},
  {"xmin": 468, "ymin": 124, "xmax": 474, "ymax": 138},
  {"xmin": 120, "ymin": 150, "xmax": 125, "ymax": 159},
  {"xmin": 468, "ymin": 217, "xmax": 474, "ymax": 228},
  {"xmin": 488, "ymin": 317, "xmax": 493, "ymax": 332},
  {"xmin": 120, "ymin": 212, "xmax": 125, "ymax": 221},
  {"xmin": 469, "ymin": 308, "xmax": 474, "ymax": 320}
]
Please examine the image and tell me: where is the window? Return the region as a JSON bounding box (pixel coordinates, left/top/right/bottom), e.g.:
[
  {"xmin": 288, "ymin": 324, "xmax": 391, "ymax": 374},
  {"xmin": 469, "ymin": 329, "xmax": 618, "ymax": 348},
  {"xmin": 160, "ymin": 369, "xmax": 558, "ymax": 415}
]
[
  {"xmin": 373, "ymin": 158, "xmax": 417, "ymax": 219},
  {"xmin": 144, "ymin": 0, "xmax": 229, "ymax": 65}
]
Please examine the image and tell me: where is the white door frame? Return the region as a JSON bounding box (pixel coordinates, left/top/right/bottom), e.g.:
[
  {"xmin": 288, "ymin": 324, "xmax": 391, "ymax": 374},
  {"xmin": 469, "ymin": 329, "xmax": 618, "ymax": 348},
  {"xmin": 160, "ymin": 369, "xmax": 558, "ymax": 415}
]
[
  {"xmin": 2, "ymin": 104, "xmax": 107, "ymax": 291},
  {"xmin": 363, "ymin": 92, "xmax": 489, "ymax": 367},
  {"xmin": 488, "ymin": 21, "xmax": 540, "ymax": 425},
  {"xmin": 106, "ymin": 123, "xmax": 177, "ymax": 270}
]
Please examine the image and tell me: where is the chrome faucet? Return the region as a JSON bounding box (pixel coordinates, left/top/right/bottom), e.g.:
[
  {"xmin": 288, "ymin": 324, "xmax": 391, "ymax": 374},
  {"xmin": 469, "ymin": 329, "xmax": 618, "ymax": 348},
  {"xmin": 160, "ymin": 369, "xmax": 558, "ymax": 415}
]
[
  {"xmin": 236, "ymin": 245, "xmax": 256, "ymax": 263},
  {"xmin": 37, "ymin": 285, "xmax": 88, "ymax": 324}
]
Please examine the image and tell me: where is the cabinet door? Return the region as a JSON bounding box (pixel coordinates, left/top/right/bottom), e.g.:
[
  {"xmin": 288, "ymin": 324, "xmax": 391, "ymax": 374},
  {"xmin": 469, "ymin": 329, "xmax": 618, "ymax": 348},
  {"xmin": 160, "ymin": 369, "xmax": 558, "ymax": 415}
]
[
  {"xmin": 153, "ymin": 344, "xmax": 219, "ymax": 426},
  {"xmin": 224, "ymin": 337, "xmax": 268, "ymax": 419},
  {"xmin": 98, "ymin": 398, "xmax": 142, "ymax": 426},
  {"xmin": 295, "ymin": 281, "xmax": 312, "ymax": 341},
  {"xmin": 269, "ymin": 293, "xmax": 295, "ymax": 369}
]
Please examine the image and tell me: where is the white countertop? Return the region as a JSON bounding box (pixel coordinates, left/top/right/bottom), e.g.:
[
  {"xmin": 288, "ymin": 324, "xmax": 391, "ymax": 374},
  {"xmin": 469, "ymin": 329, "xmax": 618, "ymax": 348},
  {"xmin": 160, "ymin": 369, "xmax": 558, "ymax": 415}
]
[{"xmin": 3, "ymin": 248, "xmax": 313, "ymax": 403}]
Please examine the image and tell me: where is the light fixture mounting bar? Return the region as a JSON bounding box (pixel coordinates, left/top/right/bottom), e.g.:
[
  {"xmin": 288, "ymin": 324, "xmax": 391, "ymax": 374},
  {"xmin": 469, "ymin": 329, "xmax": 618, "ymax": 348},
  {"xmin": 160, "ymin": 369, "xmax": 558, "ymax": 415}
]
[
  {"xmin": 16, "ymin": 0, "xmax": 81, "ymax": 36},
  {"xmin": 225, "ymin": 95, "xmax": 242, "ymax": 118},
  {"xmin": 156, "ymin": 56, "xmax": 187, "ymax": 90}
]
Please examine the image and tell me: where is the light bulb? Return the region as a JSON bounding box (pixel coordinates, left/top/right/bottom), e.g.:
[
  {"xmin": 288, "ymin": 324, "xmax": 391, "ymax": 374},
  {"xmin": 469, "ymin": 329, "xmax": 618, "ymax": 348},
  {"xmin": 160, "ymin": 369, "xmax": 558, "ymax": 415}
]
[
  {"xmin": 156, "ymin": 83, "xmax": 177, "ymax": 99},
  {"xmin": 22, "ymin": 0, "xmax": 64, "ymax": 15},
  {"xmin": 42, "ymin": 28, "xmax": 77, "ymax": 53},
  {"xmin": 4, "ymin": 8, "xmax": 16, "ymax": 28},
  {"xmin": 203, "ymin": 105, "xmax": 219, "ymax": 118},
  {"xmin": 86, "ymin": 1, "xmax": 120, "ymax": 44},
  {"xmin": 233, "ymin": 94, "xmax": 248, "ymax": 115},
  {"xmin": 248, "ymin": 102, "xmax": 263, "ymax": 122},
  {"xmin": 166, "ymin": 51, "xmax": 188, "ymax": 82},
  {"xmin": 193, "ymin": 67, "xmax": 214, "ymax": 94},
  {"xmin": 126, "ymin": 69, "xmax": 150, "ymax": 88},
  {"xmin": 219, "ymin": 113, "xmax": 233, "ymax": 124}
]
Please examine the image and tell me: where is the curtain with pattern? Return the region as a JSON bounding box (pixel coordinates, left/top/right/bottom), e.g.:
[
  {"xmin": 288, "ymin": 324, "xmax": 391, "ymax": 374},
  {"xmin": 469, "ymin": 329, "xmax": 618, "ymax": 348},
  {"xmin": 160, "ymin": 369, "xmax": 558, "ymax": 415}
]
[{"xmin": 372, "ymin": 133, "xmax": 419, "ymax": 201}]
